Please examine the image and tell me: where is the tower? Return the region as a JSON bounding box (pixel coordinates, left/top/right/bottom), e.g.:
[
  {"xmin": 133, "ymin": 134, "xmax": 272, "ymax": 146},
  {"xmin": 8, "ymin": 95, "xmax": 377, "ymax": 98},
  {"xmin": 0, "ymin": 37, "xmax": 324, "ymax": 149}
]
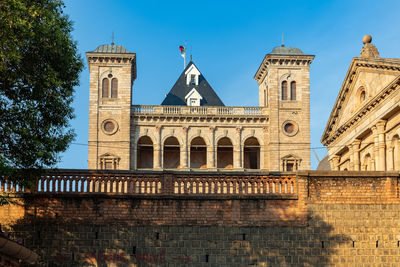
[
  {"xmin": 86, "ymin": 44, "xmax": 136, "ymax": 170},
  {"xmin": 255, "ymin": 46, "xmax": 314, "ymax": 171}
]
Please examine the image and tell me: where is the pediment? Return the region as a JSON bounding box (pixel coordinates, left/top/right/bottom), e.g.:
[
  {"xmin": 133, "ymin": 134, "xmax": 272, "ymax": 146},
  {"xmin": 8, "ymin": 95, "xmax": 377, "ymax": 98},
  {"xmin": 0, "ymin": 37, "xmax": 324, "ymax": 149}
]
[
  {"xmin": 185, "ymin": 88, "xmax": 203, "ymax": 100},
  {"xmin": 321, "ymin": 57, "xmax": 400, "ymax": 145}
]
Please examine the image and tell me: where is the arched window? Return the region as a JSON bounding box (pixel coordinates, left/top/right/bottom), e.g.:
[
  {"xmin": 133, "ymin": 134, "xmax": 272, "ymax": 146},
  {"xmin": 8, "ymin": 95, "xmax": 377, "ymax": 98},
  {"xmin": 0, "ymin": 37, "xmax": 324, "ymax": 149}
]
[
  {"xmin": 190, "ymin": 137, "xmax": 207, "ymax": 168},
  {"xmin": 137, "ymin": 136, "xmax": 153, "ymax": 169},
  {"xmin": 360, "ymin": 90, "xmax": 366, "ymax": 102},
  {"xmin": 281, "ymin": 81, "xmax": 288, "ymax": 100},
  {"xmin": 217, "ymin": 137, "xmax": 233, "ymax": 168},
  {"xmin": 163, "ymin": 136, "xmax": 180, "ymax": 169},
  {"xmin": 102, "ymin": 78, "xmax": 109, "ymax": 98},
  {"xmin": 244, "ymin": 137, "xmax": 260, "ymax": 169},
  {"xmin": 111, "ymin": 78, "xmax": 118, "ymax": 98},
  {"xmin": 290, "ymin": 81, "xmax": 296, "ymax": 100},
  {"xmin": 362, "ymin": 153, "xmax": 372, "ymax": 171}
]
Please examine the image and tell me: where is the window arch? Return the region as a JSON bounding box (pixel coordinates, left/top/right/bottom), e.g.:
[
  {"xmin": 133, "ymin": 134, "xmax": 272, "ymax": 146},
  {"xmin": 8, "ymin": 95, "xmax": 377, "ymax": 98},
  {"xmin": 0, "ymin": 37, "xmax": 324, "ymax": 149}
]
[
  {"xmin": 163, "ymin": 136, "xmax": 180, "ymax": 169},
  {"xmin": 111, "ymin": 78, "xmax": 118, "ymax": 98},
  {"xmin": 137, "ymin": 136, "xmax": 153, "ymax": 169},
  {"xmin": 290, "ymin": 81, "xmax": 296, "ymax": 100},
  {"xmin": 102, "ymin": 78, "xmax": 109, "ymax": 98},
  {"xmin": 281, "ymin": 81, "xmax": 288, "ymax": 100},
  {"xmin": 360, "ymin": 90, "xmax": 366, "ymax": 102},
  {"xmin": 190, "ymin": 137, "xmax": 207, "ymax": 168},
  {"xmin": 217, "ymin": 137, "xmax": 233, "ymax": 168},
  {"xmin": 357, "ymin": 86, "xmax": 367, "ymax": 105},
  {"xmin": 243, "ymin": 137, "xmax": 260, "ymax": 169}
]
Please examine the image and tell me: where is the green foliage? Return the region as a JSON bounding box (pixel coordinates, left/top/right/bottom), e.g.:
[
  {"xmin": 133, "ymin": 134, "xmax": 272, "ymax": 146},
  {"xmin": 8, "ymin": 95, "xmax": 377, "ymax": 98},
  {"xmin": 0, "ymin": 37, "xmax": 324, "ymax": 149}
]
[{"xmin": 0, "ymin": 0, "xmax": 83, "ymax": 186}]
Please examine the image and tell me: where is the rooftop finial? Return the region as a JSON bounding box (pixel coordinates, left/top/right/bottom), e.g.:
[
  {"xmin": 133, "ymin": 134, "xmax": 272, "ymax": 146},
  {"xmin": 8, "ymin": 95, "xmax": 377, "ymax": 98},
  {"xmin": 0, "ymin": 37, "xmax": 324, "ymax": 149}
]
[
  {"xmin": 362, "ymin": 34, "xmax": 372, "ymax": 44},
  {"xmin": 281, "ymin": 33, "xmax": 285, "ymax": 47},
  {"xmin": 360, "ymin": 34, "xmax": 379, "ymax": 58},
  {"xmin": 111, "ymin": 32, "xmax": 115, "ymax": 46}
]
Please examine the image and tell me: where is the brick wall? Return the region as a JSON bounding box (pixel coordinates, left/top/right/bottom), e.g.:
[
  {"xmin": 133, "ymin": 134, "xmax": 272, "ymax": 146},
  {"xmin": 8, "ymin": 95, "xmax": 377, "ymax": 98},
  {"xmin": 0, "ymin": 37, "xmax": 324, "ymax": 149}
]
[{"xmin": 1, "ymin": 170, "xmax": 400, "ymax": 266}]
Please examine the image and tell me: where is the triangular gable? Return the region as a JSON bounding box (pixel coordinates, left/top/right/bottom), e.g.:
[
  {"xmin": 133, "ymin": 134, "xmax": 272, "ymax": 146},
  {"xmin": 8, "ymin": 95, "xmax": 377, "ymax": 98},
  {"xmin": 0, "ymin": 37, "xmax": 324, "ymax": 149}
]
[
  {"xmin": 185, "ymin": 88, "xmax": 203, "ymax": 100},
  {"xmin": 161, "ymin": 61, "xmax": 225, "ymax": 106},
  {"xmin": 321, "ymin": 57, "xmax": 400, "ymax": 145}
]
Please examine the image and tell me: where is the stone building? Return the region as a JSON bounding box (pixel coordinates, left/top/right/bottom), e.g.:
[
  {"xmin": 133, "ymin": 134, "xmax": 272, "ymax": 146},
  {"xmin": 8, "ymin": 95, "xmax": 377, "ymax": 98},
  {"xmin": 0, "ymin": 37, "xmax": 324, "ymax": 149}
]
[
  {"xmin": 321, "ymin": 35, "xmax": 400, "ymax": 171},
  {"xmin": 86, "ymin": 44, "xmax": 314, "ymax": 171}
]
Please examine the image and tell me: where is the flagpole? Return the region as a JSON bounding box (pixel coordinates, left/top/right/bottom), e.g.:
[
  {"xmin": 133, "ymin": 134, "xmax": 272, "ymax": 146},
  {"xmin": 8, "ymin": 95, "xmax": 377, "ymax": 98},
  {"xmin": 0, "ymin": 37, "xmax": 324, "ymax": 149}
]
[{"xmin": 184, "ymin": 54, "xmax": 186, "ymax": 69}]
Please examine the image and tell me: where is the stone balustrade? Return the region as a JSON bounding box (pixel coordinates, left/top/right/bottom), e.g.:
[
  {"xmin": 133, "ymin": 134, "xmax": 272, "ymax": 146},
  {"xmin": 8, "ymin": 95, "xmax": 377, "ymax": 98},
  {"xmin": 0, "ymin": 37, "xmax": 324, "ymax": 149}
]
[
  {"xmin": 131, "ymin": 105, "xmax": 267, "ymax": 116},
  {"xmin": 0, "ymin": 170, "xmax": 296, "ymax": 196}
]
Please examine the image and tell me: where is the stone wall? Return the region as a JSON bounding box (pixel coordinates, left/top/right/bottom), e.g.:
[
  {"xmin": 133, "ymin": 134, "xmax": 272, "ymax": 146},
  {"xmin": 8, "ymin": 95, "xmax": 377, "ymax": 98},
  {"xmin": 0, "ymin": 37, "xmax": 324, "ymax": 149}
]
[{"xmin": 1, "ymin": 170, "xmax": 400, "ymax": 266}]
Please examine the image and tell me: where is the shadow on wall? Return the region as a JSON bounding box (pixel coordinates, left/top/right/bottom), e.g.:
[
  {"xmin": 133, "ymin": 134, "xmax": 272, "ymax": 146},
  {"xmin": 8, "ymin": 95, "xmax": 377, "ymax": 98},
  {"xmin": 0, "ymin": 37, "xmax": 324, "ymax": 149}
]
[{"xmin": 8, "ymin": 210, "xmax": 350, "ymax": 266}]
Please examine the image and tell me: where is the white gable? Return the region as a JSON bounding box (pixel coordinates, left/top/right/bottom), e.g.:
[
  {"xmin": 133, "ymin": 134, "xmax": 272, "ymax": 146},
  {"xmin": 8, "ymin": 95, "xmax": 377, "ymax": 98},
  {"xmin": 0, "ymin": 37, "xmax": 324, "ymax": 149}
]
[
  {"xmin": 185, "ymin": 88, "xmax": 203, "ymax": 106},
  {"xmin": 185, "ymin": 64, "xmax": 201, "ymax": 86}
]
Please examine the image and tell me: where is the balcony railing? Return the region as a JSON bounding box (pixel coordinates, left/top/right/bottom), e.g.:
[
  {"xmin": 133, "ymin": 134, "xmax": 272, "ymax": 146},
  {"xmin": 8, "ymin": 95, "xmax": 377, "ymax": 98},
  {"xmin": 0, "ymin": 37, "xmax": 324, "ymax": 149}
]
[
  {"xmin": 132, "ymin": 105, "xmax": 267, "ymax": 116},
  {"xmin": 0, "ymin": 170, "xmax": 296, "ymax": 197}
]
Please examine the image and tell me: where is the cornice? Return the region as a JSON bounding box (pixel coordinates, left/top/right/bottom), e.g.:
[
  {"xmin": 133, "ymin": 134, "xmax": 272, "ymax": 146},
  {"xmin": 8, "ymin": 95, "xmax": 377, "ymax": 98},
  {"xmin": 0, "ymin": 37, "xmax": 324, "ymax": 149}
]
[{"xmin": 254, "ymin": 54, "xmax": 314, "ymax": 83}]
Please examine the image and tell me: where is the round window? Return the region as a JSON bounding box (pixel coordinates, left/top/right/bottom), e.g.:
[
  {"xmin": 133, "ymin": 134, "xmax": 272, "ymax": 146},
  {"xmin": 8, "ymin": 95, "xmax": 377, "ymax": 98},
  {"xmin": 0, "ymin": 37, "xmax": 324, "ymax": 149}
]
[
  {"xmin": 282, "ymin": 121, "xmax": 298, "ymax": 136},
  {"xmin": 101, "ymin": 119, "xmax": 118, "ymax": 135}
]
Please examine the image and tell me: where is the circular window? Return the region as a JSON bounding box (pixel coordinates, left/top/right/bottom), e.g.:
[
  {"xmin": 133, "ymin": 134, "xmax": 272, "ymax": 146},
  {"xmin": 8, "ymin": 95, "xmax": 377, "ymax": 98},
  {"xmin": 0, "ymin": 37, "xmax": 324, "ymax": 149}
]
[
  {"xmin": 282, "ymin": 121, "xmax": 298, "ymax": 136},
  {"xmin": 108, "ymin": 73, "xmax": 113, "ymax": 78},
  {"xmin": 101, "ymin": 119, "xmax": 118, "ymax": 135}
]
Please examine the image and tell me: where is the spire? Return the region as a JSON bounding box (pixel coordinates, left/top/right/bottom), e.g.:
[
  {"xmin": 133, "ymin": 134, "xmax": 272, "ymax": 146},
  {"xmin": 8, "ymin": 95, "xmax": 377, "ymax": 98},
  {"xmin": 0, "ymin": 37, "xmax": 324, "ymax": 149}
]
[
  {"xmin": 111, "ymin": 32, "xmax": 115, "ymax": 46},
  {"xmin": 360, "ymin": 35, "xmax": 379, "ymax": 58},
  {"xmin": 281, "ymin": 33, "xmax": 285, "ymax": 47}
]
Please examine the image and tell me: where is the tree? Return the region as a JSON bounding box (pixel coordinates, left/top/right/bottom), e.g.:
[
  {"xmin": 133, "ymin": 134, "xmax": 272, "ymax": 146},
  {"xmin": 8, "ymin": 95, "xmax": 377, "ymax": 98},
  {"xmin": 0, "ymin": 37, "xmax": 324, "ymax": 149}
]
[{"xmin": 0, "ymin": 0, "xmax": 83, "ymax": 187}]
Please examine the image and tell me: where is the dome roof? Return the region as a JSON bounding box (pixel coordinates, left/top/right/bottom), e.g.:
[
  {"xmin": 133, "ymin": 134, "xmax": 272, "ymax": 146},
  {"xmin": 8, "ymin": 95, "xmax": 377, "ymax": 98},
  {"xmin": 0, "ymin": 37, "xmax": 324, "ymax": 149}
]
[
  {"xmin": 92, "ymin": 44, "xmax": 130, "ymax": 54},
  {"xmin": 269, "ymin": 46, "xmax": 305, "ymax": 56}
]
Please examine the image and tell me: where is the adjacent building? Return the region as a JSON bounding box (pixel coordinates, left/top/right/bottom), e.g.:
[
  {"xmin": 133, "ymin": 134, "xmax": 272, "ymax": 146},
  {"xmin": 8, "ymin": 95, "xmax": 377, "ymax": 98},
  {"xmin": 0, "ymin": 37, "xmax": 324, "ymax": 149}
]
[
  {"xmin": 321, "ymin": 35, "xmax": 400, "ymax": 171},
  {"xmin": 86, "ymin": 43, "xmax": 314, "ymax": 171}
]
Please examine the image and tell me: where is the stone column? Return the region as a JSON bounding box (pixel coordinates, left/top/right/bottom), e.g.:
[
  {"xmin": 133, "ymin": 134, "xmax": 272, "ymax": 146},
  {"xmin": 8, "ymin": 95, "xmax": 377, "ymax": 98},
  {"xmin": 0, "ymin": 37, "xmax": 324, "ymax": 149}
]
[
  {"xmin": 132, "ymin": 142, "xmax": 137, "ymax": 170},
  {"xmin": 329, "ymin": 156, "xmax": 340, "ymax": 171},
  {"xmin": 153, "ymin": 126, "xmax": 162, "ymax": 169},
  {"xmin": 261, "ymin": 126, "xmax": 268, "ymax": 170},
  {"xmin": 234, "ymin": 127, "xmax": 242, "ymax": 169},
  {"xmin": 371, "ymin": 125, "xmax": 379, "ymax": 171},
  {"xmin": 377, "ymin": 120, "xmax": 387, "ymax": 170},
  {"xmin": 387, "ymin": 147, "xmax": 394, "ymax": 171},
  {"xmin": 348, "ymin": 145, "xmax": 354, "ymax": 171},
  {"xmin": 207, "ymin": 127, "xmax": 216, "ymax": 168},
  {"xmin": 352, "ymin": 139, "xmax": 361, "ymax": 171},
  {"xmin": 181, "ymin": 127, "xmax": 188, "ymax": 169}
]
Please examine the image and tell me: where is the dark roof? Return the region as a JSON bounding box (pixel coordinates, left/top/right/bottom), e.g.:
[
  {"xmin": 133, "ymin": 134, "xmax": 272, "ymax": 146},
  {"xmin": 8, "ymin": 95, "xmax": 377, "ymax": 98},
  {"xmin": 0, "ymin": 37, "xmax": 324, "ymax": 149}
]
[
  {"xmin": 316, "ymin": 156, "xmax": 331, "ymax": 170},
  {"xmin": 269, "ymin": 46, "xmax": 305, "ymax": 56},
  {"xmin": 161, "ymin": 61, "xmax": 224, "ymax": 106},
  {"xmin": 91, "ymin": 44, "xmax": 131, "ymax": 54}
]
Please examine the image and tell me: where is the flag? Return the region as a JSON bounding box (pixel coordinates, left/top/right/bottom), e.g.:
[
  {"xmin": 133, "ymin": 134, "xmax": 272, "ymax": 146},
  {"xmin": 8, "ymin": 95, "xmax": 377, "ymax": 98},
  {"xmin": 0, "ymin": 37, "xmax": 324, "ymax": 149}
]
[{"xmin": 179, "ymin": 45, "xmax": 186, "ymax": 58}]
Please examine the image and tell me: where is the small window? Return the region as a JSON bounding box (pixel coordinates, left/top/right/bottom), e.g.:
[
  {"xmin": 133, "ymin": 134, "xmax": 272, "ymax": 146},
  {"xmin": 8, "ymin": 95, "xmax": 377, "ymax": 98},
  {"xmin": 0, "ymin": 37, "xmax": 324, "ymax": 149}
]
[
  {"xmin": 102, "ymin": 78, "xmax": 109, "ymax": 98},
  {"xmin": 290, "ymin": 81, "xmax": 296, "ymax": 100},
  {"xmin": 281, "ymin": 81, "xmax": 288, "ymax": 100},
  {"xmin": 111, "ymin": 78, "xmax": 118, "ymax": 98},
  {"xmin": 190, "ymin": 98, "xmax": 196, "ymax": 106},
  {"xmin": 360, "ymin": 90, "xmax": 366, "ymax": 102},
  {"xmin": 190, "ymin": 74, "xmax": 196, "ymax": 85},
  {"xmin": 286, "ymin": 163, "xmax": 294, "ymax": 171}
]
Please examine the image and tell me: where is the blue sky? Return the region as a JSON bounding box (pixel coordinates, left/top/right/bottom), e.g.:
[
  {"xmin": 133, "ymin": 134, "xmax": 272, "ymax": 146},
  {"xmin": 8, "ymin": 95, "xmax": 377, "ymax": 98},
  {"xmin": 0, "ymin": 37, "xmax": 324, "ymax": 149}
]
[{"xmin": 58, "ymin": 0, "xmax": 400, "ymax": 170}]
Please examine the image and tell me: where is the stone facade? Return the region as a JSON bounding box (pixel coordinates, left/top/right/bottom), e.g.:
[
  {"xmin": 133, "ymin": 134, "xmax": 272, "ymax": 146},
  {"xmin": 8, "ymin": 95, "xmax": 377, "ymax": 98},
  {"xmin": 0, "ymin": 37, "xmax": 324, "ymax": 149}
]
[
  {"xmin": 321, "ymin": 35, "xmax": 400, "ymax": 171},
  {"xmin": 86, "ymin": 44, "xmax": 314, "ymax": 172}
]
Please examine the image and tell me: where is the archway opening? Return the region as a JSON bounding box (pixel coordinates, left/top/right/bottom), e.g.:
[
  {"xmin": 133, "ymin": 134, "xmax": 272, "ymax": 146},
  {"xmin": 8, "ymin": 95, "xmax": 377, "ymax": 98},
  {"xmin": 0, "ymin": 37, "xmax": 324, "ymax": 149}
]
[
  {"xmin": 244, "ymin": 137, "xmax": 260, "ymax": 169},
  {"xmin": 137, "ymin": 136, "xmax": 153, "ymax": 169},
  {"xmin": 163, "ymin": 136, "xmax": 180, "ymax": 169},
  {"xmin": 190, "ymin": 137, "xmax": 207, "ymax": 168},
  {"xmin": 363, "ymin": 154, "xmax": 371, "ymax": 171},
  {"xmin": 217, "ymin": 137, "xmax": 233, "ymax": 168}
]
